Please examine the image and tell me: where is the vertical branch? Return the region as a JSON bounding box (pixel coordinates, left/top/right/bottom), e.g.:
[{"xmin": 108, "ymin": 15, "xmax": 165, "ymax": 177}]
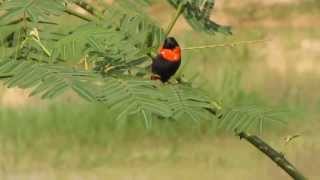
[
  {"xmin": 164, "ymin": 2, "xmax": 186, "ymax": 37},
  {"xmin": 237, "ymin": 131, "xmax": 307, "ymax": 180}
]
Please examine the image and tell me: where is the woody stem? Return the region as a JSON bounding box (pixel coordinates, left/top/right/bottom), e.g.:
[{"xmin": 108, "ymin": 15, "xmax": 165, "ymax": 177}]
[{"xmin": 164, "ymin": 2, "xmax": 186, "ymax": 37}]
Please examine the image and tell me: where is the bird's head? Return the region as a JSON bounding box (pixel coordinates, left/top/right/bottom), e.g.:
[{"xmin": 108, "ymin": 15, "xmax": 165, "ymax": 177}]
[{"xmin": 163, "ymin": 37, "xmax": 179, "ymax": 49}]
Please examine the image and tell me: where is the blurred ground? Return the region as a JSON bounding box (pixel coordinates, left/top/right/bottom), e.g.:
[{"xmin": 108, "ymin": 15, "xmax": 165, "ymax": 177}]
[{"xmin": 0, "ymin": 0, "xmax": 320, "ymax": 179}]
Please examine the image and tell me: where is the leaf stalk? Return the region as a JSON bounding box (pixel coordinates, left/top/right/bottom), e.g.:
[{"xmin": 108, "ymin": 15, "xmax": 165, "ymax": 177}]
[{"xmin": 182, "ymin": 39, "xmax": 270, "ymax": 50}]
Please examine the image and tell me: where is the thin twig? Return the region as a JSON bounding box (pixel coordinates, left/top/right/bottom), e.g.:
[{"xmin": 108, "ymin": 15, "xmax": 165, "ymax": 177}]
[
  {"xmin": 165, "ymin": 3, "xmax": 186, "ymax": 37},
  {"xmin": 236, "ymin": 131, "xmax": 307, "ymax": 180},
  {"xmin": 0, "ymin": 75, "xmax": 13, "ymax": 79},
  {"xmin": 29, "ymin": 28, "xmax": 51, "ymax": 57},
  {"xmin": 74, "ymin": 1, "xmax": 105, "ymax": 20},
  {"xmin": 64, "ymin": 2, "xmax": 95, "ymax": 22},
  {"xmin": 182, "ymin": 39, "xmax": 270, "ymax": 50}
]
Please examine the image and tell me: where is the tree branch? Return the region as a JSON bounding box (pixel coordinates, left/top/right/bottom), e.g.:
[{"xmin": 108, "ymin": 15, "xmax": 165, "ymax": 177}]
[
  {"xmin": 164, "ymin": 2, "xmax": 186, "ymax": 37},
  {"xmin": 236, "ymin": 131, "xmax": 307, "ymax": 180},
  {"xmin": 73, "ymin": 1, "xmax": 105, "ymax": 20},
  {"xmin": 64, "ymin": 2, "xmax": 95, "ymax": 22},
  {"xmin": 0, "ymin": 75, "xmax": 13, "ymax": 79}
]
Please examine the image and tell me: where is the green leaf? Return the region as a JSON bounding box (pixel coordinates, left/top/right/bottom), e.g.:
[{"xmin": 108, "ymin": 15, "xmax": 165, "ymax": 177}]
[
  {"xmin": 71, "ymin": 81, "xmax": 96, "ymax": 102},
  {"xmin": 0, "ymin": 0, "xmax": 64, "ymax": 24},
  {"xmin": 0, "ymin": 59, "xmax": 99, "ymax": 101},
  {"xmin": 167, "ymin": 0, "xmax": 232, "ymax": 35},
  {"xmin": 218, "ymin": 106, "xmax": 287, "ymax": 134}
]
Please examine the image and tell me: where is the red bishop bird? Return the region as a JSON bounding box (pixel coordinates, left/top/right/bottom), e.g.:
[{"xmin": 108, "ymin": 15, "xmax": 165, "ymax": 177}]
[{"xmin": 151, "ymin": 37, "xmax": 181, "ymax": 83}]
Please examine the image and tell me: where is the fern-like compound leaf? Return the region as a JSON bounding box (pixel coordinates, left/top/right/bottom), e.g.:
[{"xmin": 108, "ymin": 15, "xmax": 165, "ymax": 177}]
[
  {"xmin": 167, "ymin": 0, "xmax": 232, "ymax": 35},
  {"xmin": 0, "ymin": 59, "xmax": 97, "ymax": 101}
]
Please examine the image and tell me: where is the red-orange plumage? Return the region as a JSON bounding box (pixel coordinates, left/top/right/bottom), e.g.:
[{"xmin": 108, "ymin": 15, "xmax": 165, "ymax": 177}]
[{"xmin": 159, "ymin": 47, "xmax": 181, "ymax": 62}]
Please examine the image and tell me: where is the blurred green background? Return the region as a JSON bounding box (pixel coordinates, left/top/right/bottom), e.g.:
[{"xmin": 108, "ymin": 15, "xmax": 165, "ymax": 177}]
[{"xmin": 0, "ymin": 0, "xmax": 319, "ymax": 179}]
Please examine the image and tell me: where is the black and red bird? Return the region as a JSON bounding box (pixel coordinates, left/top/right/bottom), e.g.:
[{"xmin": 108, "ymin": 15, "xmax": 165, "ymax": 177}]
[{"xmin": 151, "ymin": 37, "xmax": 181, "ymax": 83}]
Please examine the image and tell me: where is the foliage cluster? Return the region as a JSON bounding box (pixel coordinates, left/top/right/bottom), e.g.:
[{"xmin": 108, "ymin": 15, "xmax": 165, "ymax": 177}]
[{"xmin": 0, "ymin": 0, "xmax": 281, "ymax": 132}]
